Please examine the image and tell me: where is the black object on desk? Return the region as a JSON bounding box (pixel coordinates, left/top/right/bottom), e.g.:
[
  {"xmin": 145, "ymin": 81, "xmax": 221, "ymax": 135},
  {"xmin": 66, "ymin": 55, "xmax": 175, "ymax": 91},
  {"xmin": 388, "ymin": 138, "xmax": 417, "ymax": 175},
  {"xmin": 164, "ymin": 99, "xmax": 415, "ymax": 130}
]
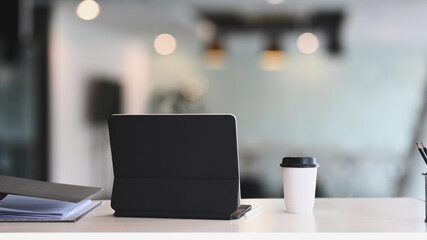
[{"xmin": 108, "ymin": 114, "xmax": 251, "ymax": 220}]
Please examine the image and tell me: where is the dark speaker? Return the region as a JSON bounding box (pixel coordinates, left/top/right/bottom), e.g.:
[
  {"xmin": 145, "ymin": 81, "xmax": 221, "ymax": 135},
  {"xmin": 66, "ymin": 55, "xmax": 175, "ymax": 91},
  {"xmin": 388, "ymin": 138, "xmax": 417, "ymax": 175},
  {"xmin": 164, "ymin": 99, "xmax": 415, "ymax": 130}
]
[{"xmin": 87, "ymin": 79, "xmax": 121, "ymax": 124}]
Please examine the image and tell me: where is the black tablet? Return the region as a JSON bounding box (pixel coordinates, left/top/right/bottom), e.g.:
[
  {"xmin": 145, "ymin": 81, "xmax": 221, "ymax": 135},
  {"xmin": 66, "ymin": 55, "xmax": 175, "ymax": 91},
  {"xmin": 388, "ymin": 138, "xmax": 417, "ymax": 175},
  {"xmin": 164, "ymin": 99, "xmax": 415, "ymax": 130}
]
[{"xmin": 108, "ymin": 114, "xmax": 251, "ymax": 219}]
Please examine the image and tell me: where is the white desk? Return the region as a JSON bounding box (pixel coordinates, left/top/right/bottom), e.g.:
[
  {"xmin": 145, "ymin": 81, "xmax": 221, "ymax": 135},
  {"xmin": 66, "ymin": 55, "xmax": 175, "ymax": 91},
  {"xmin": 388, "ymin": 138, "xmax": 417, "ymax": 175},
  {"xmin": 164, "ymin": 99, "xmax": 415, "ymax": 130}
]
[{"xmin": 0, "ymin": 198, "xmax": 426, "ymax": 232}]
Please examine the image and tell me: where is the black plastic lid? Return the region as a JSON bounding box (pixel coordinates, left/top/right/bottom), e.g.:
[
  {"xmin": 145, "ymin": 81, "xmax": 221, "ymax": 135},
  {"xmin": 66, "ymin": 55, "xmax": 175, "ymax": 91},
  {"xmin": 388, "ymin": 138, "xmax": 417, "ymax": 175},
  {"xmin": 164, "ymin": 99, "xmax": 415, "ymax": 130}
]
[{"xmin": 280, "ymin": 157, "xmax": 319, "ymax": 168}]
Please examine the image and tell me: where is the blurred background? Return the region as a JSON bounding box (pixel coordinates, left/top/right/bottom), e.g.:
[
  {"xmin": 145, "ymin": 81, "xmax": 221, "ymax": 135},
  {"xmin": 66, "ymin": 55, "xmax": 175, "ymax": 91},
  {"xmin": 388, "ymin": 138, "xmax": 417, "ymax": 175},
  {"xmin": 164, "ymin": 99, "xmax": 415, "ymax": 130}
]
[{"xmin": 1, "ymin": 0, "xmax": 427, "ymax": 199}]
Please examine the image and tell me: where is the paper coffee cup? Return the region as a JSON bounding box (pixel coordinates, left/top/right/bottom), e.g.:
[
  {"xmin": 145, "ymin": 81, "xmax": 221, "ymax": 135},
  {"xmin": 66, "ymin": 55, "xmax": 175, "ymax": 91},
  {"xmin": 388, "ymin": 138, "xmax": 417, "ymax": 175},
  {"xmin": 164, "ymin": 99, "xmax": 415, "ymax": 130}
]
[{"xmin": 280, "ymin": 157, "xmax": 319, "ymax": 214}]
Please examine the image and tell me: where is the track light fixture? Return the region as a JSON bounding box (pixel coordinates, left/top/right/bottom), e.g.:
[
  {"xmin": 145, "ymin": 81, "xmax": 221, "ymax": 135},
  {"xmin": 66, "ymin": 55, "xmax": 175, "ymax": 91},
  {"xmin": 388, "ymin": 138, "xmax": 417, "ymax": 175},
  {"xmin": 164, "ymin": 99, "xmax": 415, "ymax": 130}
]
[
  {"xmin": 205, "ymin": 36, "xmax": 226, "ymax": 69},
  {"xmin": 259, "ymin": 36, "xmax": 285, "ymax": 71}
]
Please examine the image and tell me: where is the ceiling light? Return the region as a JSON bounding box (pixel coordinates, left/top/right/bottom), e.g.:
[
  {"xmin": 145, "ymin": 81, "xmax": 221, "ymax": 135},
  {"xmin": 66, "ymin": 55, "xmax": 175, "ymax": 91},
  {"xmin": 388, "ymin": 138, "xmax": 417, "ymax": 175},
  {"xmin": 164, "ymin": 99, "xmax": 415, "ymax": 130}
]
[
  {"xmin": 205, "ymin": 37, "xmax": 226, "ymax": 69},
  {"xmin": 259, "ymin": 37, "xmax": 285, "ymax": 71},
  {"xmin": 297, "ymin": 32, "xmax": 319, "ymax": 54},
  {"xmin": 154, "ymin": 34, "xmax": 177, "ymax": 55},
  {"xmin": 76, "ymin": 0, "xmax": 100, "ymax": 21},
  {"xmin": 195, "ymin": 20, "xmax": 216, "ymax": 43}
]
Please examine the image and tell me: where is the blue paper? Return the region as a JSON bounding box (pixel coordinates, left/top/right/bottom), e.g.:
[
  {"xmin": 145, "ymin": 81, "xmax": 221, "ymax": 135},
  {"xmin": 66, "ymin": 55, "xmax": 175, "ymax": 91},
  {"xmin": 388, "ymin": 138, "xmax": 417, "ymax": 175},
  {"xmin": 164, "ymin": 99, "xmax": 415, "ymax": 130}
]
[{"xmin": 0, "ymin": 195, "xmax": 95, "ymax": 220}]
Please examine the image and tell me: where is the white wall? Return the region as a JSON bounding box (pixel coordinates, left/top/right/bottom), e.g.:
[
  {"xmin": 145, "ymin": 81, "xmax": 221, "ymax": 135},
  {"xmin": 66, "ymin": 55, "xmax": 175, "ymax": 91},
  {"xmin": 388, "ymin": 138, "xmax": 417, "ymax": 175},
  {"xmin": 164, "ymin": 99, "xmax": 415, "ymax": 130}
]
[{"xmin": 49, "ymin": 0, "xmax": 151, "ymax": 197}]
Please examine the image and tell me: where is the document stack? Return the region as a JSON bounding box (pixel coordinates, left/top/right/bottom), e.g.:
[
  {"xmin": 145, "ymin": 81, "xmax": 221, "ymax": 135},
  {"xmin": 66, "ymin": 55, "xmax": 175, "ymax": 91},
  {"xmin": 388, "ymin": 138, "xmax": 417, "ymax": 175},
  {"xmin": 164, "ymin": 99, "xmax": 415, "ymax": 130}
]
[{"xmin": 0, "ymin": 175, "xmax": 102, "ymax": 222}]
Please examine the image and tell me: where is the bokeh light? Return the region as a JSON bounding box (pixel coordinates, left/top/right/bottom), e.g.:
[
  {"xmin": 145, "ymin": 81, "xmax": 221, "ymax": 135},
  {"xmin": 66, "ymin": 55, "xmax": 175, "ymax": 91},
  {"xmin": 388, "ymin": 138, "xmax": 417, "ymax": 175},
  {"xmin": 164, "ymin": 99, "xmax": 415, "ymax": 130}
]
[
  {"xmin": 297, "ymin": 32, "xmax": 319, "ymax": 54},
  {"xmin": 76, "ymin": 0, "xmax": 100, "ymax": 21},
  {"xmin": 154, "ymin": 34, "xmax": 177, "ymax": 55},
  {"xmin": 259, "ymin": 50, "xmax": 285, "ymax": 71},
  {"xmin": 195, "ymin": 20, "xmax": 216, "ymax": 43},
  {"xmin": 180, "ymin": 74, "xmax": 208, "ymax": 102}
]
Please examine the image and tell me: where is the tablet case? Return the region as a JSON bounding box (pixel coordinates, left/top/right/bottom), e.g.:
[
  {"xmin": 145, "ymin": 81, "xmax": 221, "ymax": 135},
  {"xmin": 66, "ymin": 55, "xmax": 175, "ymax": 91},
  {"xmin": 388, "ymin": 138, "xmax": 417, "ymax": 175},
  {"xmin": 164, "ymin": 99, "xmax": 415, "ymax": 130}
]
[{"xmin": 108, "ymin": 114, "xmax": 249, "ymax": 220}]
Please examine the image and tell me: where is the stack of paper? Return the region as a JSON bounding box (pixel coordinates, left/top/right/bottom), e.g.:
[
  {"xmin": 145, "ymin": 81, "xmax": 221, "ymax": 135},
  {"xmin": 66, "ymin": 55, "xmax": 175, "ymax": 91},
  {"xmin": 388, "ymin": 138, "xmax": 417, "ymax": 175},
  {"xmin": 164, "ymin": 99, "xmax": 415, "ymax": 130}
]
[
  {"xmin": 0, "ymin": 195, "xmax": 100, "ymax": 222},
  {"xmin": 0, "ymin": 175, "xmax": 103, "ymax": 222}
]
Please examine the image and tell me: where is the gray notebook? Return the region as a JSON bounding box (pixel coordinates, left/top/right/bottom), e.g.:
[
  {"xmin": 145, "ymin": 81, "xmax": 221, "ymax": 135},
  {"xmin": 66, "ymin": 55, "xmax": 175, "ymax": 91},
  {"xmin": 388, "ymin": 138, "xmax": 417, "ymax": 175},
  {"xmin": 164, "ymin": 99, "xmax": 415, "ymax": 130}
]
[{"xmin": 0, "ymin": 175, "xmax": 102, "ymax": 203}]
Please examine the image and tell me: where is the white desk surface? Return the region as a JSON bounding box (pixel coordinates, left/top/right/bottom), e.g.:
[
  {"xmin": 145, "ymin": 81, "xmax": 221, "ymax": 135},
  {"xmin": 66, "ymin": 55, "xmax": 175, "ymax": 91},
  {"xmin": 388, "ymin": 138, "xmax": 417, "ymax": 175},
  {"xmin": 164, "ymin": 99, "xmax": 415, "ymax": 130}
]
[{"xmin": 0, "ymin": 198, "xmax": 426, "ymax": 232}]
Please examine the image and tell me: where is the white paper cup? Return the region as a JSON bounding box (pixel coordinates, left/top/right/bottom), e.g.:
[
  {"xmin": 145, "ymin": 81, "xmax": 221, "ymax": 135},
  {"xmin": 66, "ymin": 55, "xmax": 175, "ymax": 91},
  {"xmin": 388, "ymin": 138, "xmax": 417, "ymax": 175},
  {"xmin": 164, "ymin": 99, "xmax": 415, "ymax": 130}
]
[{"xmin": 280, "ymin": 157, "xmax": 319, "ymax": 214}]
